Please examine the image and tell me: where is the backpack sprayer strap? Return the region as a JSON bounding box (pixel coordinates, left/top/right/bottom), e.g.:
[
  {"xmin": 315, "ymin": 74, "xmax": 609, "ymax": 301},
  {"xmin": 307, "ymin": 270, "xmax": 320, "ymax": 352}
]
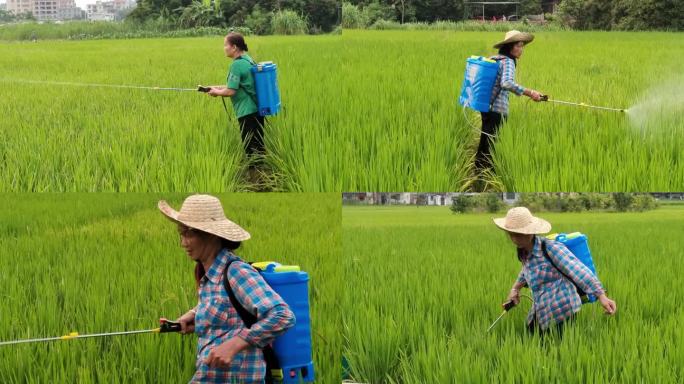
[
  {"xmin": 487, "ymin": 56, "xmax": 507, "ymax": 110},
  {"xmin": 223, "ymin": 259, "xmax": 283, "ymax": 383},
  {"xmin": 540, "ymin": 239, "xmax": 589, "ymax": 301}
]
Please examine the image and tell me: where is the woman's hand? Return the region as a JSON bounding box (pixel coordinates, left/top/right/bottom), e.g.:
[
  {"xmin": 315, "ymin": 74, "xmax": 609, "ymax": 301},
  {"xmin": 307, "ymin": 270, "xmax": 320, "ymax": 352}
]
[
  {"xmin": 176, "ymin": 309, "xmax": 196, "ymax": 334},
  {"xmin": 598, "ymin": 294, "xmax": 617, "ymax": 315},
  {"xmin": 526, "ymin": 89, "xmax": 543, "ymax": 101},
  {"xmin": 205, "ymin": 337, "xmax": 250, "ymax": 369},
  {"xmin": 505, "ymin": 288, "xmax": 520, "ymax": 307},
  {"xmin": 207, "ymin": 87, "xmax": 225, "ymax": 97}
]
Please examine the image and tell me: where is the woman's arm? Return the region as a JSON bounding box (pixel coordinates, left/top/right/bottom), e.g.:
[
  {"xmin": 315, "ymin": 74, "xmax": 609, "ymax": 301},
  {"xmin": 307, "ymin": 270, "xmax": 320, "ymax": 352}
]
[
  {"xmin": 228, "ymin": 263, "xmax": 296, "ymax": 348},
  {"xmin": 205, "ymin": 263, "xmax": 296, "ymax": 368},
  {"xmin": 546, "ymin": 241, "xmax": 605, "ymax": 297},
  {"xmin": 506, "ymin": 268, "xmax": 527, "ymax": 306},
  {"xmin": 500, "ymin": 58, "xmax": 542, "ymax": 101},
  {"xmin": 546, "ymin": 242, "xmax": 617, "ymax": 314},
  {"xmin": 208, "ymin": 87, "xmax": 235, "ymax": 97}
]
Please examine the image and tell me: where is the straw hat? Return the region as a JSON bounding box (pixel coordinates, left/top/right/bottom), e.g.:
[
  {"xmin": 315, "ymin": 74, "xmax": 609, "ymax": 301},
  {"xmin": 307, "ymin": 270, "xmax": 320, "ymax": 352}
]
[
  {"xmin": 493, "ymin": 207, "xmax": 551, "ymax": 235},
  {"xmin": 158, "ymin": 194, "xmax": 251, "ymax": 242},
  {"xmin": 493, "ymin": 30, "xmax": 534, "ymax": 49}
]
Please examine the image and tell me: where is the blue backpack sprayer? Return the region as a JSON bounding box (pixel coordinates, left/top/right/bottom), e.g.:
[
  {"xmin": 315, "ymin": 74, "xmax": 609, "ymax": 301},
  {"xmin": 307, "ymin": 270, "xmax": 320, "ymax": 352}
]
[
  {"xmin": 487, "ymin": 232, "xmax": 600, "ymax": 332},
  {"xmin": 224, "ymin": 260, "xmax": 315, "ymax": 383}
]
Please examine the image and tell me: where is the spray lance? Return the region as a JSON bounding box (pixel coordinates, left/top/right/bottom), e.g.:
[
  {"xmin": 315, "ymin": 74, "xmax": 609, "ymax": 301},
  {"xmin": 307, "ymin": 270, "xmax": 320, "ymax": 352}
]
[
  {"xmin": 0, "ymin": 318, "xmax": 182, "ymax": 347},
  {"xmin": 539, "ymin": 94, "xmax": 626, "ymax": 113},
  {"xmin": 0, "ymin": 78, "xmax": 229, "ymax": 112},
  {"xmin": 486, "ymin": 294, "xmax": 534, "ymax": 333}
]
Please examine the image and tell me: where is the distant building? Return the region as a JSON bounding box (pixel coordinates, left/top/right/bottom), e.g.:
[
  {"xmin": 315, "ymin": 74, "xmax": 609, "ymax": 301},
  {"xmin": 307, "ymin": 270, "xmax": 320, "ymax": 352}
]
[
  {"xmin": 651, "ymin": 193, "xmax": 684, "ymax": 201},
  {"xmin": 6, "ymin": 0, "xmax": 83, "ymax": 21},
  {"xmin": 86, "ymin": 0, "xmax": 128, "ymax": 21},
  {"xmin": 6, "ymin": 0, "xmax": 33, "ymax": 15},
  {"xmin": 502, "ymin": 192, "xmax": 519, "ymax": 205},
  {"xmin": 59, "ymin": 4, "xmax": 85, "ymax": 19},
  {"xmin": 0, "ymin": 3, "xmax": 7, "ymax": 11}
]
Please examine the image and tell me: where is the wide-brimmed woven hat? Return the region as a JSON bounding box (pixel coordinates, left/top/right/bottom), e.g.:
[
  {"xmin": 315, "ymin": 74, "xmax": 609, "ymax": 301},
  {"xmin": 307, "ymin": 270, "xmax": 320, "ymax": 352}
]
[
  {"xmin": 493, "ymin": 30, "xmax": 534, "ymax": 49},
  {"xmin": 493, "ymin": 207, "xmax": 551, "ymax": 235},
  {"xmin": 158, "ymin": 194, "xmax": 251, "ymax": 242}
]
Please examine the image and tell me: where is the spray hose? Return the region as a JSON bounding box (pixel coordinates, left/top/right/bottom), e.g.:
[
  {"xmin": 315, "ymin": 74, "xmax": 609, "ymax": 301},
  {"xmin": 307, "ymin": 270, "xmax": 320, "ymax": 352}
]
[{"xmin": 486, "ymin": 294, "xmax": 534, "ymax": 333}]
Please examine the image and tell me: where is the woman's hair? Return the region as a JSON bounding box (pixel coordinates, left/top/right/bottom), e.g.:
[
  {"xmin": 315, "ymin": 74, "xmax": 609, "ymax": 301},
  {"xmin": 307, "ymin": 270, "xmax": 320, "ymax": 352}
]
[
  {"xmin": 226, "ymin": 32, "xmax": 248, "ymax": 52},
  {"xmin": 516, "ymin": 247, "xmax": 526, "ymax": 262},
  {"xmin": 191, "ymin": 231, "xmax": 242, "ymax": 288},
  {"xmin": 498, "ymin": 43, "xmax": 517, "ymax": 66}
]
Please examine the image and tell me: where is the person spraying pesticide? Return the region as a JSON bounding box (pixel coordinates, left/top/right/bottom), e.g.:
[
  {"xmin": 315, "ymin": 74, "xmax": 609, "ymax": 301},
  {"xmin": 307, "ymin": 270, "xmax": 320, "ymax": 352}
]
[
  {"xmin": 206, "ymin": 33, "xmax": 265, "ymax": 157},
  {"xmin": 492, "ymin": 207, "xmax": 617, "ymax": 337},
  {"xmin": 459, "ymin": 30, "xmax": 545, "ymax": 172}
]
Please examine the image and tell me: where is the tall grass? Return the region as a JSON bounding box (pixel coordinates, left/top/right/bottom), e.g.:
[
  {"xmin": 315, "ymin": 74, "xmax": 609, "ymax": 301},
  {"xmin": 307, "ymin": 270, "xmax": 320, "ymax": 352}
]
[
  {"xmin": 343, "ymin": 205, "xmax": 684, "ymax": 382},
  {"xmin": 0, "ymin": 21, "xmax": 239, "ymax": 41},
  {"xmin": 0, "ymin": 193, "xmax": 341, "ymax": 383}
]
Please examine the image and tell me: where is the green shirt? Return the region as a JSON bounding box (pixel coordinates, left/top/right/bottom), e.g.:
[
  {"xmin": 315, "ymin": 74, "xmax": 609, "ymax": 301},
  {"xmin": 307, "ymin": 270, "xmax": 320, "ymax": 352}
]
[{"xmin": 226, "ymin": 54, "xmax": 258, "ymax": 118}]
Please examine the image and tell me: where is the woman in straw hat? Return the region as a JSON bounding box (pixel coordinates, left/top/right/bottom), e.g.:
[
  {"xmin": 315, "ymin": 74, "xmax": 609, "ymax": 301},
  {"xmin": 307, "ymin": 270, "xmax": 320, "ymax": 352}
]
[
  {"xmin": 475, "ymin": 30, "xmax": 545, "ymax": 172},
  {"xmin": 159, "ymin": 194, "xmax": 295, "ymax": 383},
  {"xmin": 494, "ymin": 207, "xmax": 616, "ymax": 336}
]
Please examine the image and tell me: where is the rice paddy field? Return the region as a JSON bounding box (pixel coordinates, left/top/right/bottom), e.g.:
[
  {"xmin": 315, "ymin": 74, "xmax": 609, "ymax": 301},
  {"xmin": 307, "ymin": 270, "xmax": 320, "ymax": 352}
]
[
  {"xmin": 0, "ymin": 35, "xmax": 341, "ymax": 192},
  {"xmin": 340, "ymin": 30, "xmax": 684, "ymax": 191},
  {"xmin": 0, "ymin": 193, "xmax": 341, "ymax": 383},
  {"xmin": 343, "ymin": 204, "xmax": 684, "ymax": 382}
]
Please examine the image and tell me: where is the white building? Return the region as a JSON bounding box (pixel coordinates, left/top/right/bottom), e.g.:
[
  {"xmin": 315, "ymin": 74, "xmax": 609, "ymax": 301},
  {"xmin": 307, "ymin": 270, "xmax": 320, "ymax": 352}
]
[
  {"xmin": 6, "ymin": 0, "xmax": 82, "ymax": 20},
  {"xmin": 6, "ymin": 0, "xmax": 33, "ymax": 15},
  {"xmin": 86, "ymin": 0, "xmax": 127, "ymax": 21}
]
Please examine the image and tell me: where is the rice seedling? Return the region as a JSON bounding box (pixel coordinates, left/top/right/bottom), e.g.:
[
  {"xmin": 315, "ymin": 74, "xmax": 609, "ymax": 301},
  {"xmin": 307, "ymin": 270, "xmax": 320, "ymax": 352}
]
[
  {"xmin": 0, "ymin": 193, "xmax": 341, "ymax": 383},
  {"xmin": 339, "ymin": 30, "xmax": 684, "ymax": 191},
  {"xmin": 343, "ymin": 204, "xmax": 684, "ymax": 382}
]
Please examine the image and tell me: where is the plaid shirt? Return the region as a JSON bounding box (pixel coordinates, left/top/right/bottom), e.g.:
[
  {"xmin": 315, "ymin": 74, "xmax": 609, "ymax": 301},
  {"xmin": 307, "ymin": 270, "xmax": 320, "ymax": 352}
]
[
  {"xmin": 515, "ymin": 236, "xmax": 605, "ymax": 330},
  {"xmin": 490, "ymin": 55, "xmax": 525, "ymax": 115},
  {"xmin": 191, "ymin": 249, "xmax": 295, "ymax": 383}
]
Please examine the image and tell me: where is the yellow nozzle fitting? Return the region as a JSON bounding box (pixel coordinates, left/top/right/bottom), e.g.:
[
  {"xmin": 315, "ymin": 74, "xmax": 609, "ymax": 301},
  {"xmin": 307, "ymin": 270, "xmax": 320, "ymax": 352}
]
[{"xmin": 60, "ymin": 332, "xmax": 79, "ymax": 340}]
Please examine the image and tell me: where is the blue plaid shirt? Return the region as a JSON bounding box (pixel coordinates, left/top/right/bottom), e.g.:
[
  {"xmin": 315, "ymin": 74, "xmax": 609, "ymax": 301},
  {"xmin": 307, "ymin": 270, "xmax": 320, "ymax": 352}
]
[
  {"xmin": 490, "ymin": 55, "xmax": 525, "ymax": 115},
  {"xmin": 191, "ymin": 249, "xmax": 295, "ymax": 383},
  {"xmin": 515, "ymin": 236, "xmax": 605, "ymax": 330}
]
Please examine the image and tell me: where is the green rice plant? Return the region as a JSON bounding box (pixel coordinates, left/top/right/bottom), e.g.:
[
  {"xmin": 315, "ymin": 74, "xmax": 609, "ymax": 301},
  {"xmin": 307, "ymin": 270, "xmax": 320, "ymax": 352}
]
[
  {"xmin": 343, "ymin": 204, "xmax": 684, "ymax": 382},
  {"xmin": 0, "ymin": 193, "xmax": 341, "ymax": 383}
]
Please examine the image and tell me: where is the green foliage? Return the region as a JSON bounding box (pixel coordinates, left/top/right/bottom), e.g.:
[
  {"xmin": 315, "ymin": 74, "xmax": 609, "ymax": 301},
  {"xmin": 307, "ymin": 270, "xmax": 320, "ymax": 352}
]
[
  {"xmin": 0, "ymin": 21, "xmax": 236, "ymax": 41},
  {"xmin": 484, "ymin": 193, "xmax": 504, "ymax": 213},
  {"xmin": 613, "ymin": 193, "xmax": 633, "ymax": 212},
  {"xmin": 515, "ymin": 194, "xmax": 656, "ymax": 213},
  {"xmin": 127, "ymin": 0, "xmax": 340, "ymax": 34},
  {"xmin": 244, "ymin": 5, "xmax": 273, "ymax": 35},
  {"xmin": 0, "ymin": 10, "xmax": 35, "ymax": 23},
  {"xmin": 176, "ymin": 0, "xmax": 224, "ymax": 28},
  {"xmin": 450, "ymin": 195, "xmax": 475, "ymax": 213},
  {"xmin": 362, "ymin": 2, "xmax": 395, "ymax": 26},
  {"xmin": 271, "ymin": 10, "xmax": 309, "ymax": 35},
  {"xmin": 342, "ymin": 2, "xmax": 367, "ymax": 29},
  {"xmin": 630, "ymin": 194, "xmax": 659, "ymax": 212},
  {"xmin": 555, "ymin": 0, "xmax": 684, "ymax": 31}
]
